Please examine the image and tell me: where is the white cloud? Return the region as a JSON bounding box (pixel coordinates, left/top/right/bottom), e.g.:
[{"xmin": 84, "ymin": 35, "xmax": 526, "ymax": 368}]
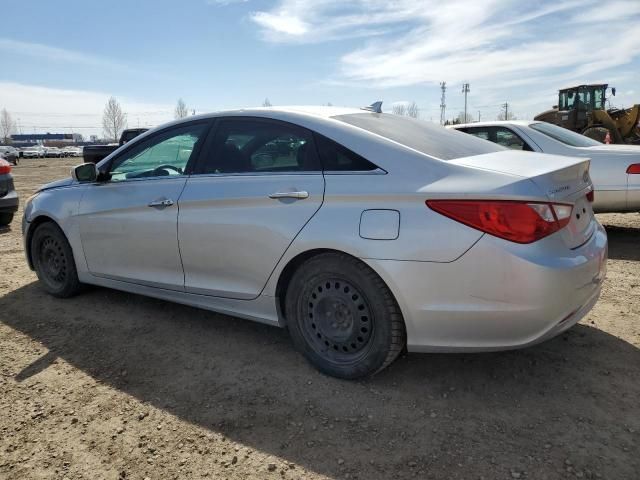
[
  {"xmin": 0, "ymin": 82, "xmax": 174, "ymax": 138},
  {"xmin": 249, "ymin": 0, "xmax": 640, "ymax": 117},
  {"xmin": 0, "ymin": 38, "xmax": 129, "ymax": 70}
]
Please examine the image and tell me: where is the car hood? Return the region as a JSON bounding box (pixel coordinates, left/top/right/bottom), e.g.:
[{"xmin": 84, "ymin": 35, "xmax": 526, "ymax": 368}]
[{"xmin": 39, "ymin": 177, "xmax": 74, "ymax": 192}]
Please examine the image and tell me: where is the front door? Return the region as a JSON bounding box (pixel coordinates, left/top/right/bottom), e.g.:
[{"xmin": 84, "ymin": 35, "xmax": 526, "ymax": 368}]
[
  {"xmin": 77, "ymin": 121, "xmax": 210, "ymax": 290},
  {"xmin": 178, "ymin": 117, "xmax": 325, "ymax": 299}
]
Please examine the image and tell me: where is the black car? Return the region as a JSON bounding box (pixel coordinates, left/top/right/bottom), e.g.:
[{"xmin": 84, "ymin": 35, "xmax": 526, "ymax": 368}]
[
  {"xmin": 0, "ymin": 158, "xmax": 18, "ymax": 226},
  {"xmin": 0, "ymin": 146, "xmax": 19, "ymax": 165}
]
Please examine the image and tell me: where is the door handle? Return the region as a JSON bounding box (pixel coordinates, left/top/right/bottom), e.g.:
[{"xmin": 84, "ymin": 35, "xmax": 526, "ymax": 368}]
[
  {"xmin": 148, "ymin": 198, "xmax": 174, "ymax": 208},
  {"xmin": 268, "ymin": 191, "xmax": 309, "ymax": 200}
]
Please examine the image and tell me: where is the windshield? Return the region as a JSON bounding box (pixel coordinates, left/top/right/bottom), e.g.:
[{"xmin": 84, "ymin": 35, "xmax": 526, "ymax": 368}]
[
  {"xmin": 332, "ymin": 113, "xmax": 504, "ymax": 160},
  {"xmin": 529, "ymin": 122, "xmax": 601, "ymax": 147}
]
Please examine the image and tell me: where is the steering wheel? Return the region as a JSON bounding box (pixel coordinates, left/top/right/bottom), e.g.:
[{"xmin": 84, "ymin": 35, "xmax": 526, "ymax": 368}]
[{"xmin": 152, "ymin": 164, "xmax": 182, "ymax": 175}]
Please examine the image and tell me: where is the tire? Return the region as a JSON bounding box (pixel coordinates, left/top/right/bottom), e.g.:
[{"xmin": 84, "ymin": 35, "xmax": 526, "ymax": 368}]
[
  {"xmin": 285, "ymin": 252, "xmax": 406, "ymax": 379},
  {"xmin": 0, "ymin": 212, "xmax": 13, "ymax": 226},
  {"xmin": 31, "ymin": 222, "xmax": 83, "ymax": 298}
]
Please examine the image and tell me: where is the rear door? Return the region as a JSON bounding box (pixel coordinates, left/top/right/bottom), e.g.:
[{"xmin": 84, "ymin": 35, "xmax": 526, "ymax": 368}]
[{"xmin": 178, "ymin": 117, "xmax": 325, "ymax": 299}]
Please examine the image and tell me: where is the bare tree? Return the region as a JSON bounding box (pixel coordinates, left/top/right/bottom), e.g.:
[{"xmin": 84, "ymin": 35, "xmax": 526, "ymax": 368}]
[
  {"xmin": 262, "ymin": 98, "xmax": 272, "ymax": 107},
  {"xmin": 175, "ymin": 98, "xmax": 189, "ymax": 119},
  {"xmin": 497, "ymin": 110, "xmax": 517, "ymax": 121},
  {"xmin": 457, "ymin": 111, "xmax": 474, "ymax": 124},
  {"xmin": 0, "ymin": 108, "xmax": 16, "ymax": 143},
  {"xmin": 392, "ymin": 103, "xmax": 407, "ymax": 116},
  {"xmin": 406, "ymin": 101, "xmax": 419, "ymax": 118},
  {"xmin": 392, "ymin": 101, "xmax": 419, "ymax": 118},
  {"xmin": 102, "ymin": 97, "xmax": 127, "ymax": 142}
]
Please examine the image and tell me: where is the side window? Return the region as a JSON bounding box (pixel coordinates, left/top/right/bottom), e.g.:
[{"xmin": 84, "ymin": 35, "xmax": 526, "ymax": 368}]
[
  {"xmin": 464, "ymin": 128, "xmax": 490, "ymax": 141},
  {"xmin": 109, "ymin": 123, "xmax": 207, "ymax": 182},
  {"xmin": 200, "ymin": 119, "xmax": 320, "ymax": 174},
  {"xmin": 314, "ymin": 134, "xmax": 378, "ymax": 172},
  {"xmin": 494, "ymin": 128, "xmax": 531, "ymax": 151}
]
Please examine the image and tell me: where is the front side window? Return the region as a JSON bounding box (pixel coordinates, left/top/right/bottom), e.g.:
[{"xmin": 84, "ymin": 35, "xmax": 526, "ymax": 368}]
[
  {"xmin": 199, "ymin": 119, "xmax": 320, "ymax": 174},
  {"xmin": 108, "ymin": 123, "xmax": 207, "ymax": 182}
]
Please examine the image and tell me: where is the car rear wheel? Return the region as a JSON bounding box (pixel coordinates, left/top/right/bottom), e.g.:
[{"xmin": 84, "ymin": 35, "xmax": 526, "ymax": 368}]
[
  {"xmin": 0, "ymin": 212, "xmax": 13, "ymax": 226},
  {"xmin": 31, "ymin": 222, "xmax": 83, "ymax": 298},
  {"xmin": 285, "ymin": 252, "xmax": 406, "ymax": 379}
]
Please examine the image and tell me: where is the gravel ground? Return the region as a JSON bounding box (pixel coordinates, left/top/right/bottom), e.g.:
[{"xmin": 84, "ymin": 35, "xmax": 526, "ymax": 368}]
[{"xmin": 0, "ymin": 157, "xmax": 638, "ymax": 480}]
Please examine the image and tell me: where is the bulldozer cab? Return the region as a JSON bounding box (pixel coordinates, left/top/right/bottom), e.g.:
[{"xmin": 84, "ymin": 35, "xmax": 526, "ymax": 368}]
[{"xmin": 558, "ymin": 84, "xmax": 607, "ymax": 112}]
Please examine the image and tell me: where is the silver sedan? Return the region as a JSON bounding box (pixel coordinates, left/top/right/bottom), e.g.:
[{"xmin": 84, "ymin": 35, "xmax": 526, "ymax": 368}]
[
  {"xmin": 22, "ymin": 107, "xmax": 607, "ymax": 378},
  {"xmin": 451, "ymin": 120, "xmax": 640, "ymax": 213}
]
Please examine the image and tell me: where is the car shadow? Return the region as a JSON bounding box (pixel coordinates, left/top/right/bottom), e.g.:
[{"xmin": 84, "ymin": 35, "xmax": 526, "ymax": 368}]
[
  {"xmin": 602, "ymin": 224, "xmax": 640, "ymax": 261},
  {"xmin": 0, "ymin": 224, "xmax": 13, "ymax": 235},
  {"xmin": 1, "ymin": 282, "xmax": 639, "ymax": 478}
]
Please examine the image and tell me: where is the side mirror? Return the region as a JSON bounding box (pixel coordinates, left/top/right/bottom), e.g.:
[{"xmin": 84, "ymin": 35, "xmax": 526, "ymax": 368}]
[
  {"xmin": 611, "ymin": 87, "xmax": 616, "ymax": 96},
  {"xmin": 71, "ymin": 163, "xmax": 98, "ymax": 183}
]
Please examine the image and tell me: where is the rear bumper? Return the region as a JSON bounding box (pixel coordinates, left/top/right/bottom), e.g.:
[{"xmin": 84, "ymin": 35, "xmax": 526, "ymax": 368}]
[
  {"xmin": 0, "ymin": 189, "xmax": 19, "ymax": 213},
  {"xmin": 364, "ymin": 222, "xmax": 608, "ymax": 352}
]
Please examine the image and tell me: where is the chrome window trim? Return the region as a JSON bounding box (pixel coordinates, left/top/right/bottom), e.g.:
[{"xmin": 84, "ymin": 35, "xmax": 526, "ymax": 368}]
[{"xmin": 185, "ymin": 168, "xmax": 387, "ymax": 179}]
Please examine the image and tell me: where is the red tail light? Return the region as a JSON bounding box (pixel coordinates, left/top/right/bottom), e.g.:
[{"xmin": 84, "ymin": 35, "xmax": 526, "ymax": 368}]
[
  {"xmin": 0, "ymin": 159, "xmax": 11, "ymax": 175},
  {"xmin": 586, "ymin": 190, "xmax": 594, "ymax": 202},
  {"xmin": 426, "ymin": 200, "xmax": 573, "ymax": 244},
  {"xmin": 627, "ymin": 164, "xmax": 640, "ymax": 174}
]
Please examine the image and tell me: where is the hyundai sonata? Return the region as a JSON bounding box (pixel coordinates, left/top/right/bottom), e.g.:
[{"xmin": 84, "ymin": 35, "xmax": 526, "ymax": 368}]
[{"xmin": 22, "ymin": 106, "xmax": 607, "ymax": 378}]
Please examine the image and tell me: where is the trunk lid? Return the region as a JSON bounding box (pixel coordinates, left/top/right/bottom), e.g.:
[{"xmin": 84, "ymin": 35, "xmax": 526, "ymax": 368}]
[{"xmin": 449, "ymin": 151, "xmax": 595, "ymax": 248}]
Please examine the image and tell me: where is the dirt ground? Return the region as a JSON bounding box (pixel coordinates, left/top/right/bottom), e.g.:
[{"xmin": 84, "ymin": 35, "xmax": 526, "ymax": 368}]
[{"xmin": 0, "ymin": 157, "xmax": 638, "ymax": 480}]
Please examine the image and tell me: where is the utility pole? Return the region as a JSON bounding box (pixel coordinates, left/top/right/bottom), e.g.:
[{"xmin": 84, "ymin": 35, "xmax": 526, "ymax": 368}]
[
  {"xmin": 462, "ymin": 83, "xmax": 470, "ymax": 122},
  {"xmin": 439, "ymin": 82, "xmax": 447, "ymax": 125},
  {"xmin": 502, "ymin": 102, "xmax": 509, "ymax": 120},
  {"xmin": 477, "ymin": 111, "xmax": 481, "ymax": 122}
]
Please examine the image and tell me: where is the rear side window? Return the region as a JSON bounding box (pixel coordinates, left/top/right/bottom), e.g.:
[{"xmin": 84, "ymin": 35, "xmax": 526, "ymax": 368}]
[
  {"xmin": 333, "ymin": 113, "xmax": 504, "ymax": 160},
  {"xmin": 314, "ymin": 134, "xmax": 379, "ymax": 172},
  {"xmin": 198, "ymin": 118, "xmax": 321, "ymax": 174}
]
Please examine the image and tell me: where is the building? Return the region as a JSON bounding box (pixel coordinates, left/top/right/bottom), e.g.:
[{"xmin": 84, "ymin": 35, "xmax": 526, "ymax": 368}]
[{"xmin": 10, "ymin": 133, "xmax": 84, "ymax": 146}]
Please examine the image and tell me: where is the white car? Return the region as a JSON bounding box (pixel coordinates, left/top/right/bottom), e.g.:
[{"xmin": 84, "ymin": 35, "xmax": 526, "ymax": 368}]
[
  {"xmin": 22, "ymin": 146, "xmax": 45, "ymax": 158},
  {"xmin": 451, "ymin": 121, "xmax": 640, "ymax": 213},
  {"xmin": 23, "ymin": 107, "xmax": 606, "ymax": 378},
  {"xmin": 44, "ymin": 147, "xmax": 63, "ymax": 158}
]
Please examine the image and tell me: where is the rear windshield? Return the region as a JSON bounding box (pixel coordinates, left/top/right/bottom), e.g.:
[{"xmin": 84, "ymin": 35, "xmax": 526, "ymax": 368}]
[
  {"xmin": 332, "ymin": 113, "xmax": 504, "ymax": 160},
  {"xmin": 529, "ymin": 122, "xmax": 601, "ymax": 147}
]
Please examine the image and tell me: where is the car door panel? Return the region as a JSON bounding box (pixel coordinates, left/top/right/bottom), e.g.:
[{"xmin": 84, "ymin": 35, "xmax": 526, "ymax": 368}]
[
  {"xmin": 179, "ymin": 174, "xmax": 324, "ymax": 299},
  {"xmin": 77, "ymin": 121, "xmax": 210, "ymax": 290},
  {"xmin": 178, "ymin": 117, "xmax": 325, "ymax": 300},
  {"xmin": 78, "ymin": 178, "xmax": 187, "ymax": 289}
]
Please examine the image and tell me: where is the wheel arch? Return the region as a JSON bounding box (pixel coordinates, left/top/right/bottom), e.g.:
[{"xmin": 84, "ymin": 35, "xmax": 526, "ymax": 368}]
[
  {"xmin": 25, "ymin": 215, "xmax": 60, "ymax": 269},
  {"xmin": 274, "ymin": 248, "xmax": 404, "ymax": 327}
]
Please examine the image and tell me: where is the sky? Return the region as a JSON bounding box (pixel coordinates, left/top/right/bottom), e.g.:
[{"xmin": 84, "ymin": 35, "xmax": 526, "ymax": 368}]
[{"xmin": 0, "ymin": 0, "xmax": 639, "ymax": 138}]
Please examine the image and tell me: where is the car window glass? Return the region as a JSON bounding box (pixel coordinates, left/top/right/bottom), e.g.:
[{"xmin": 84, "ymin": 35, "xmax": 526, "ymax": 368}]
[
  {"xmin": 495, "ymin": 128, "xmax": 527, "ymax": 150},
  {"xmin": 109, "ymin": 124, "xmax": 206, "ymax": 182},
  {"xmin": 464, "ymin": 128, "xmax": 490, "ymax": 141},
  {"xmin": 314, "ymin": 134, "xmax": 379, "ymax": 171},
  {"xmin": 529, "ymin": 122, "xmax": 601, "ymax": 147},
  {"xmin": 200, "ymin": 119, "xmax": 319, "ymax": 174},
  {"xmin": 333, "ymin": 113, "xmax": 504, "ymax": 160}
]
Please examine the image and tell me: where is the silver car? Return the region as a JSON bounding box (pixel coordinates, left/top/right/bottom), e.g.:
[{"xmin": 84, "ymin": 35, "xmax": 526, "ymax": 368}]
[
  {"xmin": 22, "ymin": 107, "xmax": 607, "ymax": 378},
  {"xmin": 451, "ymin": 121, "xmax": 640, "ymax": 213}
]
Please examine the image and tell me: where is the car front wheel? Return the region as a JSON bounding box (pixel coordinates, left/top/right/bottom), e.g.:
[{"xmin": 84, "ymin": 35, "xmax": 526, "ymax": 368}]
[
  {"xmin": 285, "ymin": 252, "xmax": 406, "ymax": 379},
  {"xmin": 31, "ymin": 222, "xmax": 83, "ymax": 298}
]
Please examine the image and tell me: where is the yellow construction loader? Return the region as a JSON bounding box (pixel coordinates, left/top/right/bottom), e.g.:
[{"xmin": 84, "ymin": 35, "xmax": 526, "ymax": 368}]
[{"xmin": 534, "ymin": 84, "xmax": 640, "ymax": 144}]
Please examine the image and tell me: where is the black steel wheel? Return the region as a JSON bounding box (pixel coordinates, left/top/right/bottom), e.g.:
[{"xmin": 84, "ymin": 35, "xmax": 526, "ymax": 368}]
[
  {"xmin": 31, "ymin": 222, "xmax": 83, "ymax": 298},
  {"xmin": 285, "ymin": 252, "xmax": 405, "ymax": 379}
]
